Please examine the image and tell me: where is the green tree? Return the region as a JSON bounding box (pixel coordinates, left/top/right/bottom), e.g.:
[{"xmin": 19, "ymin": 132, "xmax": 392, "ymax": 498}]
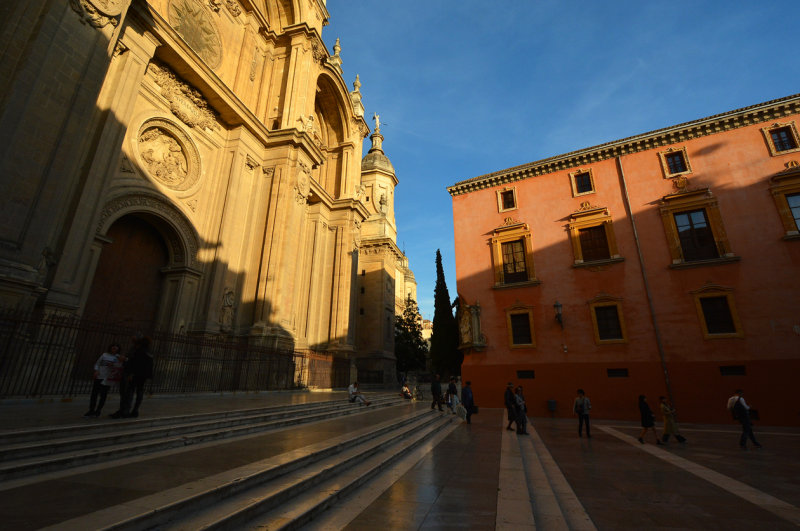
[
  {"xmin": 429, "ymin": 249, "xmax": 459, "ymax": 376},
  {"xmin": 394, "ymin": 296, "xmax": 428, "ymax": 379}
]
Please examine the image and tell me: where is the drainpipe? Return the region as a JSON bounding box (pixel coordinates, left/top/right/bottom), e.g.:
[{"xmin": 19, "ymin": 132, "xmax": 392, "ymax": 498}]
[{"xmin": 615, "ymin": 157, "xmax": 674, "ymax": 407}]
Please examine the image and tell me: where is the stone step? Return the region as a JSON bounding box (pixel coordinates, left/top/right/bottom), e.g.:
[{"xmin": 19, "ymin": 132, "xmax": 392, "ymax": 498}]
[
  {"xmin": 0, "ymin": 393, "xmax": 400, "ymax": 445},
  {"xmin": 0, "ymin": 396, "xmax": 404, "ymax": 481},
  {"xmin": 0, "ymin": 395, "xmax": 399, "ymax": 462},
  {"xmin": 45, "ymin": 409, "xmax": 455, "ymax": 530}
]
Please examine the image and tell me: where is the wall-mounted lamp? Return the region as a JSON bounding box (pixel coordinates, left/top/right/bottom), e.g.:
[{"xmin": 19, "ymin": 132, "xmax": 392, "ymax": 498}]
[{"xmin": 554, "ymin": 301, "xmax": 563, "ymax": 329}]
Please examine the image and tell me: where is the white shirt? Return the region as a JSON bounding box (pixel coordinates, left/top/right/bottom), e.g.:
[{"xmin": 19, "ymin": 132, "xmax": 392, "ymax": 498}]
[{"xmin": 348, "ymin": 384, "xmax": 359, "ymax": 398}]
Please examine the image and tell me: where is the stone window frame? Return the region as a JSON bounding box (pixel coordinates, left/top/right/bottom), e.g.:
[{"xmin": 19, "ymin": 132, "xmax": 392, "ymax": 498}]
[
  {"xmin": 769, "ymin": 162, "xmax": 800, "ymax": 239},
  {"xmin": 496, "ymin": 186, "xmax": 518, "ymax": 213},
  {"xmin": 490, "ymin": 219, "xmax": 540, "ymax": 288},
  {"xmin": 690, "ymin": 284, "xmax": 744, "ymax": 339},
  {"xmin": 569, "ymin": 168, "xmax": 596, "ymax": 197},
  {"xmin": 658, "ymin": 188, "xmax": 739, "ymax": 268},
  {"xmin": 505, "ymin": 303, "xmax": 536, "ymax": 349},
  {"xmin": 587, "ymin": 294, "xmax": 627, "ymax": 345},
  {"xmin": 761, "ymin": 121, "xmax": 800, "ymax": 156},
  {"xmin": 567, "ymin": 205, "xmax": 623, "ymax": 267},
  {"xmin": 658, "ymin": 146, "xmax": 692, "ymax": 179}
]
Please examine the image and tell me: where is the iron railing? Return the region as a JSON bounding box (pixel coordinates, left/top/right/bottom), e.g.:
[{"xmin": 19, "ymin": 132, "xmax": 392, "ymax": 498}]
[{"xmin": 0, "ymin": 308, "xmax": 324, "ymax": 398}]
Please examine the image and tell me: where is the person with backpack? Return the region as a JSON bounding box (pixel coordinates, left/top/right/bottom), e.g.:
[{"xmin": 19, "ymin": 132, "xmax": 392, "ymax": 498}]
[
  {"xmin": 727, "ymin": 389, "xmax": 762, "ymax": 450},
  {"xmin": 573, "ymin": 389, "xmax": 591, "ymax": 438}
]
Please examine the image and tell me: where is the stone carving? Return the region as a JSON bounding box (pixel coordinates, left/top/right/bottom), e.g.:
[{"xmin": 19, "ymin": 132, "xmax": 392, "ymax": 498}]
[
  {"xmin": 453, "ymin": 295, "xmax": 485, "ymax": 348},
  {"xmin": 378, "ymin": 193, "xmax": 387, "ymax": 214},
  {"xmin": 136, "ymin": 118, "xmax": 200, "ymax": 191},
  {"xmin": 245, "ymin": 155, "xmax": 259, "ymax": 171},
  {"xmin": 263, "ymin": 166, "xmax": 275, "ymax": 177},
  {"xmin": 355, "ymin": 183, "xmax": 366, "ymax": 200},
  {"xmin": 225, "ymin": 0, "xmax": 242, "ymax": 16},
  {"xmin": 69, "ymin": 0, "xmax": 122, "ymax": 28},
  {"xmin": 148, "ymin": 61, "xmax": 218, "ymax": 131},
  {"xmin": 297, "ymin": 114, "xmax": 323, "ymax": 147},
  {"xmin": 119, "ymin": 155, "xmax": 135, "ymax": 173},
  {"xmin": 168, "ymin": 0, "xmax": 223, "ymax": 69},
  {"xmin": 113, "ymin": 41, "xmax": 128, "ymax": 58},
  {"xmin": 139, "ymin": 129, "xmax": 189, "ymax": 186},
  {"xmin": 326, "ymin": 38, "xmax": 342, "ymax": 72},
  {"xmin": 97, "ymin": 193, "xmax": 199, "ymax": 267},
  {"xmin": 219, "ymin": 287, "xmax": 235, "ymax": 332},
  {"xmin": 349, "ymin": 75, "xmax": 364, "ymax": 118},
  {"xmin": 208, "ymin": 0, "xmax": 222, "ymax": 12},
  {"xmin": 672, "ymin": 174, "xmax": 689, "ymax": 193},
  {"xmin": 36, "ymin": 247, "xmax": 57, "ymax": 280},
  {"xmin": 249, "ymin": 47, "xmax": 259, "ymax": 82},
  {"xmin": 502, "ymin": 217, "xmax": 520, "ymax": 226},
  {"xmin": 294, "ymin": 162, "xmax": 311, "ymax": 204},
  {"xmin": 186, "ymin": 199, "xmax": 197, "ymax": 211},
  {"xmin": 372, "ymin": 113, "xmax": 381, "ymax": 133}
]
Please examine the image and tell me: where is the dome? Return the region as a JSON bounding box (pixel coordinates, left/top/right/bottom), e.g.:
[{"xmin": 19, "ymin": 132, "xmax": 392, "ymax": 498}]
[
  {"xmin": 361, "ymin": 148, "xmax": 395, "ymax": 173},
  {"xmin": 361, "ymin": 130, "xmax": 395, "ymax": 173}
]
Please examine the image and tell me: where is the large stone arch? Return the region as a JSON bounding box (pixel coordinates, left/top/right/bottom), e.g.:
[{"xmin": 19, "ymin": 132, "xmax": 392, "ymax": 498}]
[
  {"xmin": 90, "ymin": 192, "xmax": 202, "ymax": 332},
  {"xmin": 264, "ymin": 0, "xmax": 297, "ymax": 30},
  {"xmin": 96, "ymin": 192, "xmax": 200, "ymax": 269},
  {"xmin": 312, "ymin": 73, "xmax": 353, "ymax": 198}
]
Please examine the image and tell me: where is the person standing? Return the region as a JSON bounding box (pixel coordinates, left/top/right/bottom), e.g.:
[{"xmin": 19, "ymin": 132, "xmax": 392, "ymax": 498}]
[
  {"xmin": 659, "ymin": 396, "xmax": 686, "ymax": 443},
  {"xmin": 430, "ymin": 374, "xmax": 443, "ymax": 411},
  {"xmin": 573, "ymin": 389, "xmax": 591, "ymax": 438},
  {"xmin": 514, "ymin": 385, "xmax": 528, "ymax": 435},
  {"xmin": 462, "ymin": 380, "xmax": 475, "ymax": 424},
  {"xmin": 111, "ymin": 333, "xmax": 154, "ymax": 418},
  {"xmin": 446, "ymin": 376, "xmax": 459, "ymax": 414},
  {"xmin": 728, "ymin": 389, "xmax": 762, "ymax": 450},
  {"xmin": 84, "ymin": 343, "xmax": 123, "ymax": 418},
  {"xmin": 504, "ymin": 382, "xmax": 516, "ymax": 431},
  {"xmin": 637, "ymin": 395, "xmax": 663, "ymax": 445}
]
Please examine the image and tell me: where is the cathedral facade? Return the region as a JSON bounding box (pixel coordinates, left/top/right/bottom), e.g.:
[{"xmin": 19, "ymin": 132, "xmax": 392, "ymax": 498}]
[{"xmin": 0, "ymin": 0, "xmax": 414, "ymax": 386}]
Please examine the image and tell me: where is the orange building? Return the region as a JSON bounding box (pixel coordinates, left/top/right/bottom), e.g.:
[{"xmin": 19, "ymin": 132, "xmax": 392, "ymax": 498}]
[{"xmin": 448, "ymin": 94, "xmax": 800, "ymax": 426}]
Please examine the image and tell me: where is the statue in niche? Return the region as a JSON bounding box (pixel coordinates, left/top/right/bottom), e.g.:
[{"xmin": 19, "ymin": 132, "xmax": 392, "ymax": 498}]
[
  {"xmin": 379, "ymin": 193, "xmax": 387, "ymax": 214},
  {"xmin": 453, "ymin": 295, "xmax": 483, "ymax": 347},
  {"xmin": 139, "ymin": 128, "xmax": 188, "ymax": 186},
  {"xmin": 219, "ymin": 287, "xmax": 235, "ymax": 332}
]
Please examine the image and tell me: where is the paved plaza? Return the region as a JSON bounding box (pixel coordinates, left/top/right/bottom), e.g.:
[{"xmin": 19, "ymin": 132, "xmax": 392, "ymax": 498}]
[{"xmin": 0, "ymin": 392, "xmax": 798, "ymax": 530}]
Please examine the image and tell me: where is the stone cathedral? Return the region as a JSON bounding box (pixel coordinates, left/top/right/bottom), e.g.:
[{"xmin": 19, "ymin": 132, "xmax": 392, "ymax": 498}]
[{"xmin": 0, "ymin": 0, "xmax": 416, "ymax": 385}]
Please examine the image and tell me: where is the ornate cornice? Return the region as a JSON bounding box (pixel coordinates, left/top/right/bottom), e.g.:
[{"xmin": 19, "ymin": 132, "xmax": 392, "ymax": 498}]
[
  {"xmin": 148, "ymin": 61, "xmax": 219, "ymax": 131},
  {"xmin": 448, "ymin": 93, "xmax": 800, "ymax": 197}
]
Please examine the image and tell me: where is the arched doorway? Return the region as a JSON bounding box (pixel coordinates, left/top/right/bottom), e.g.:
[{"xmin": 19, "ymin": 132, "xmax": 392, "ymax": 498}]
[{"xmin": 84, "ymin": 215, "xmax": 169, "ymax": 332}]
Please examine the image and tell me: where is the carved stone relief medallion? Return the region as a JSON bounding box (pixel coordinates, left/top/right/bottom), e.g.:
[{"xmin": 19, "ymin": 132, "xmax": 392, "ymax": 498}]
[
  {"xmin": 70, "ymin": 0, "xmax": 124, "ymax": 27},
  {"xmin": 136, "ymin": 118, "xmax": 201, "ymax": 192},
  {"xmin": 168, "ymin": 0, "xmax": 223, "ymax": 69}
]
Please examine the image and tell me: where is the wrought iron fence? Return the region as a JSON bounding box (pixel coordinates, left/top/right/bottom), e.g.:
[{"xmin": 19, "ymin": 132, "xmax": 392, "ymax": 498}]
[{"xmin": 0, "ymin": 308, "xmax": 312, "ymax": 398}]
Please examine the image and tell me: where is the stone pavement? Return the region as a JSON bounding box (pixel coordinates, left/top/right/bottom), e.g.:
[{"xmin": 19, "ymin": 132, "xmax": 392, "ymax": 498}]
[{"xmin": 0, "ymin": 392, "xmax": 798, "ymax": 530}]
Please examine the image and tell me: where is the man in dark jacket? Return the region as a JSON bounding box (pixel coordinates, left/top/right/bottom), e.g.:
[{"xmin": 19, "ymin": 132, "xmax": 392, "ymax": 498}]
[
  {"xmin": 111, "ymin": 333, "xmax": 154, "ymax": 418},
  {"xmin": 504, "ymin": 382, "xmax": 516, "ymax": 431},
  {"xmin": 430, "ymin": 374, "xmax": 443, "ymax": 411},
  {"xmin": 462, "ymin": 381, "xmax": 475, "ymax": 425}
]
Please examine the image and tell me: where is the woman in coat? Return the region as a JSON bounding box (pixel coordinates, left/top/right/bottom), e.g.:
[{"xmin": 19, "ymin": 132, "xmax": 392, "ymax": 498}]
[
  {"xmin": 515, "ymin": 386, "xmax": 528, "ymax": 435},
  {"xmin": 659, "ymin": 396, "xmax": 686, "ymax": 443}
]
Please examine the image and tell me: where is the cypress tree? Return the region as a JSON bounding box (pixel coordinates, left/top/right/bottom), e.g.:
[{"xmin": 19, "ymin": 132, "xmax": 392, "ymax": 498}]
[
  {"xmin": 429, "ymin": 249, "xmax": 459, "ymax": 376},
  {"xmin": 394, "ymin": 296, "xmax": 428, "ymax": 380}
]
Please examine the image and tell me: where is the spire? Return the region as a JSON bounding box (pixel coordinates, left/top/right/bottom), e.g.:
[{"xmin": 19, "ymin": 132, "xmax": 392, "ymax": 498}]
[
  {"xmin": 326, "ymin": 37, "xmax": 343, "ymax": 74},
  {"xmin": 349, "ymin": 74, "xmax": 364, "ymax": 117},
  {"xmin": 370, "ymin": 113, "xmax": 383, "ymax": 152},
  {"xmin": 361, "ymin": 112, "xmax": 394, "ymax": 174}
]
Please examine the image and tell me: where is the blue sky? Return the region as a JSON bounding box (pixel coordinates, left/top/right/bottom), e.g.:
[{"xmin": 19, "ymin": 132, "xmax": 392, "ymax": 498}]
[{"xmin": 324, "ymin": 1, "xmax": 800, "ymax": 320}]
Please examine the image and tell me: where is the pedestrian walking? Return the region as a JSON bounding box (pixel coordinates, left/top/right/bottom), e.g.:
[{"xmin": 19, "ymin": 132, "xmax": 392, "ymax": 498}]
[
  {"xmin": 659, "ymin": 396, "xmax": 686, "ymax": 443},
  {"xmin": 573, "ymin": 388, "xmax": 591, "ymax": 438},
  {"xmin": 637, "ymin": 395, "xmax": 663, "ymax": 445},
  {"xmin": 727, "ymin": 389, "xmax": 762, "ymax": 450},
  {"xmin": 462, "ymin": 380, "xmax": 475, "ymax": 424},
  {"xmin": 514, "ymin": 385, "xmax": 528, "ymax": 435},
  {"xmin": 430, "ymin": 374, "xmax": 444, "ymax": 411},
  {"xmin": 504, "ymin": 382, "xmax": 516, "ymax": 431},
  {"xmin": 84, "ymin": 343, "xmax": 124, "ymax": 418}
]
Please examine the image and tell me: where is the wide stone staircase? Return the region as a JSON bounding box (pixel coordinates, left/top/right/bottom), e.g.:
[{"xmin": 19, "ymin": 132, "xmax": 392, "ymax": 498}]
[{"xmin": 0, "ymin": 393, "xmax": 460, "ymax": 530}]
